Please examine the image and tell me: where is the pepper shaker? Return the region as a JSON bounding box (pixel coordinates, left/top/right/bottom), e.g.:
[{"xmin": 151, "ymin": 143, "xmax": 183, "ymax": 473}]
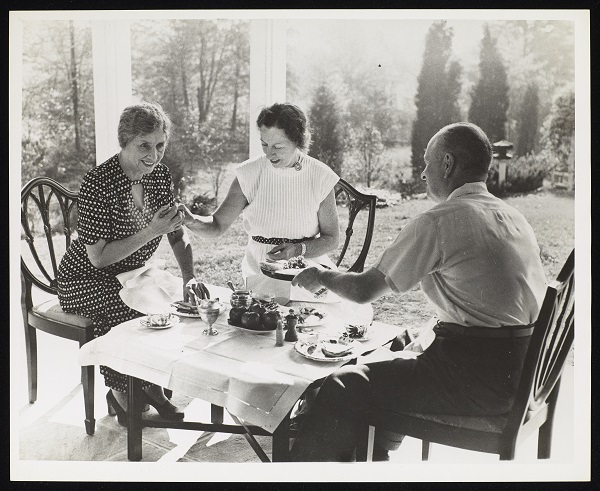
[{"xmin": 284, "ymin": 310, "xmax": 299, "ymax": 342}]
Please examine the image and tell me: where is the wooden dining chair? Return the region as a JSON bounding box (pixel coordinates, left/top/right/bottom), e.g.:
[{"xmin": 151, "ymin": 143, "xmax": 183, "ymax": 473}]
[
  {"xmin": 357, "ymin": 249, "xmax": 575, "ymax": 462},
  {"xmin": 21, "ymin": 177, "xmax": 96, "ymax": 435},
  {"xmin": 334, "ymin": 179, "xmax": 377, "ymax": 273}
]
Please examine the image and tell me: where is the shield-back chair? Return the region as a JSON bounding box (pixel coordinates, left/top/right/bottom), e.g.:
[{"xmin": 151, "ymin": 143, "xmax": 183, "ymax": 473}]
[
  {"xmin": 21, "ymin": 177, "xmax": 95, "ymax": 435},
  {"xmin": 357, "ymin": 249, "xmax": 575, "ymax": 461}
]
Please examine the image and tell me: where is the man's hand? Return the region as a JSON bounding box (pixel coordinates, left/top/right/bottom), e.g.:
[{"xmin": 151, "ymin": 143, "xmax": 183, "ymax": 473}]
[{"xmin": 292, "ymin": 267, "xmax": 323, "ymax": 294}]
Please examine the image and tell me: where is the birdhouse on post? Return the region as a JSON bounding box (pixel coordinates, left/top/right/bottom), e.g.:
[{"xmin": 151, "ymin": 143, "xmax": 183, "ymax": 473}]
[{"xmin": 492, "ymin": 140, "xmax": 513, "ymax": 191}]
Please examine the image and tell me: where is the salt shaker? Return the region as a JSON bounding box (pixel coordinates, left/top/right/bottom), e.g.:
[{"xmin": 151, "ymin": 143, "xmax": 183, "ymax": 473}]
[{"xmin": 275, "ymin": 319, "xmax": 284, "ymax": 346}]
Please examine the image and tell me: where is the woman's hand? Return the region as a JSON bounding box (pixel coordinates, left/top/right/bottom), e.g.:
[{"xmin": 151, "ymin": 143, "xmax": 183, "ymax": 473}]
[
  {"xmin": 176, "ymin": 203, "xmax": 195, "ymax": 226},
  {"xmin": 149, "ymin": 205, "xmax": 184, "ymax": 237},
  {"xmin": 266, "ymin": 242, "xmax": 302, "ymax": 261},
  {"xmin": 184, "ymin": 279, "xmax": 211, "ymax": 304}
]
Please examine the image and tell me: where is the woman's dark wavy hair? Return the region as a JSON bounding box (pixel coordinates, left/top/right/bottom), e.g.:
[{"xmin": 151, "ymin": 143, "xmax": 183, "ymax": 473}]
[
  {"xmin": 256, "ymin": 102, "xmax": 312, "ymax": 152},
  {"xmin": 118, "ymin": 101, "xmax": 172, "ymax": 148}
]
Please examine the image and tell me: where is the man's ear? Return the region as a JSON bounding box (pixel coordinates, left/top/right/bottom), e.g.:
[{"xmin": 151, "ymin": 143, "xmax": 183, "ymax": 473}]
[{"xmin": 443, "ymin": 153, "xmax": 455, "ymax": 178}]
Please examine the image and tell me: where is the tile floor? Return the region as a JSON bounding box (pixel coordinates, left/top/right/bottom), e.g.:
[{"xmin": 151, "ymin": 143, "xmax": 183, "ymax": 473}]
[{"xmin": 12, "ymin": 327, "xmax": 579, "ymax": 481}]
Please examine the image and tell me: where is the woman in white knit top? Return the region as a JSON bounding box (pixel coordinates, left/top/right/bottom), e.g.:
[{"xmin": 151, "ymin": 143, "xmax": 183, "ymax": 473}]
[{"xmin": 180, "ymin": 102, "xmax": 340, "ymax": 302}]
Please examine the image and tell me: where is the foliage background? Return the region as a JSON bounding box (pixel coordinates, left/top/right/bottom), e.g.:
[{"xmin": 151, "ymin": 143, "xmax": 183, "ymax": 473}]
[{"xmin": 20, "ymin": 17, "xmax": 575, "ymax": 200}]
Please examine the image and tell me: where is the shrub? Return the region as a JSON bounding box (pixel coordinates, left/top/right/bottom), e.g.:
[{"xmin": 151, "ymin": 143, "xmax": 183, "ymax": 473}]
[{"xmin": 487, "ymin": 152, "xmax": 548, "ymax": 195}]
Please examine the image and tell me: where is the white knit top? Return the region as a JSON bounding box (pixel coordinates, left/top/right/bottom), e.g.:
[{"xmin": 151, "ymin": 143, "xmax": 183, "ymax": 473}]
[{"xmin": 235, "ymin": 153, "xmax": 339, "ymax": 300}]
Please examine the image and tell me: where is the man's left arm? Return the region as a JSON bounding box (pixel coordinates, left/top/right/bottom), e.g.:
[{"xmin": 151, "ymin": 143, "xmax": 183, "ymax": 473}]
[{"xmin": 292, "ymin": 267, "xmax": 390, "ymax": 304}]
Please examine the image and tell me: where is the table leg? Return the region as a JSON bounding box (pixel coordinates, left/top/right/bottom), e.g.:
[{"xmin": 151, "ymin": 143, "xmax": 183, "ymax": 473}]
[
  {"xmin": 211, "ymin": 404, "xmax": 224, "ymax": 424},
  {"xmin": 127, "ymin": 376, "xmax": 143, "ymax": 461},
  {"xmin": 272, "ymin": 411, "xmax": 291, "ymax": 462}
]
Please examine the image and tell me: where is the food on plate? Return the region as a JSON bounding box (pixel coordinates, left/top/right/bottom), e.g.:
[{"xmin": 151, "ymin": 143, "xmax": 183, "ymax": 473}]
[
  {"xmin": 344, "ymin": 324, "xmax": 368, "ymax": 339},
  {"xmin": 250, "ymin": 303, "xmax": 267, "ymax": 316},
  {"xmin": 228, "ymin": 306, "xmax": 247, "ymax": 325},
  {"xmin": 261, "ymin": 255, "xmax": 308, "ymax": 272},
  {"xmin": 240, "ymin": 311, "xmax": 262, "ymax": 330},
  {"xmin": 321, "ymin": 340, "xmax": 354, "ymax": 358},
  {"xmin": 296, "ymin": 307, "xmax": 325, "ymax": 324},
  {"xmin": 173, "ymin": 300, "xmax": 198, "ymax": 314},
  {"xmin": 285, "ymin": 256, "xmax": 308, "ymax": 269},
  {"xmin": 228, "ymin": 297, "xmax": 281, "ymax": 331},
  {"xmin": 262, "ymin": 309, "xmax": 283, "ymax": 329}
]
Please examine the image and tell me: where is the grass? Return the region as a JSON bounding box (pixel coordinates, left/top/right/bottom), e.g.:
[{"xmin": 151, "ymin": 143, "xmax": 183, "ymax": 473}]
[{"xmin": 152, "ymin": 187, "xmax": 574, "ymax": 328}]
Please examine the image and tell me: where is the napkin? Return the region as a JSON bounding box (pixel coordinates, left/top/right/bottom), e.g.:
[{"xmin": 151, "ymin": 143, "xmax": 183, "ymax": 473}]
[{"xmin": 117, "ymin": 265, "xmax": 182, "ymax": 314}]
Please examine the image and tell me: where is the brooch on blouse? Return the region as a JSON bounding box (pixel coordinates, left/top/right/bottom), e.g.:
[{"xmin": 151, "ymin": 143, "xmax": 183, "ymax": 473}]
[{"xmin": 293, "ymin": 159, "xmax": 302, "ymax": 171}]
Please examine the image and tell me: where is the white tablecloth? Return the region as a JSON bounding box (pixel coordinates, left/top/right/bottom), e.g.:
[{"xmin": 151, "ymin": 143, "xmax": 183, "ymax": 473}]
[{"xmin": 78, "ymin": 285, "xmax": 400, "ymax": 432}]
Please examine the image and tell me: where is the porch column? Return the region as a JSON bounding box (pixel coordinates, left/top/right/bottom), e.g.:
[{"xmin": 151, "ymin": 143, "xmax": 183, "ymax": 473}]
[
  {"xmin": 248, "ymin": 19, "xmax": 287, "ymax": 157},
  {"xmin": 91, "ymin": 20, "xmax": 133, "ymax": 165}
]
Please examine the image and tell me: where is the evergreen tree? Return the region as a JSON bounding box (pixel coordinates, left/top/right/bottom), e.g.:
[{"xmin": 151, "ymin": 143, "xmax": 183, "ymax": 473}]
[
  {"xmin": 468, "ymin": 25, "xmax": 510, "ymax": 144},
  {"xmin": 515, "ymin": 83, "xmax": 540, "ymax": 156},
  {"xmin": 410, "ymin": 21, "xmax": 462, "ymax": 186},
  {"xmin": 308, "ymin": 82, "xmax": 345, "ymax": 177}
]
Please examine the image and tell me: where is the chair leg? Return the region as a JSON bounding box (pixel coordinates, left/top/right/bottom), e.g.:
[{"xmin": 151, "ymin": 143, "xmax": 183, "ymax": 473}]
[
  {"xmin": 538, "ymin": 379, "xmax": 562, "ymax": 459},
  {"xmin": 24, "ymin": 325, "xmax": 38, "ymax": 403},
  {"xmin": 422, "ymin": 441, "xmax": 430, "ymax": 461},
  {"xmin": 355, "ymin": 424, "xmax": 375, "ymax": 462},
  {"xmin": 211, "ymin": 404, "xmax": 224, "ymax": 424},
  {"xmin": 81, "ymin": 364, "xmax": 95, "ymax": 435}
]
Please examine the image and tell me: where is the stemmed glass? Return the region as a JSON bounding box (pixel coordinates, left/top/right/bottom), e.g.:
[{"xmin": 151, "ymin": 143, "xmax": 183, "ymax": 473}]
[{"xmin": 198, "ymin": 299, "xmax": 221, "ymax": 336}]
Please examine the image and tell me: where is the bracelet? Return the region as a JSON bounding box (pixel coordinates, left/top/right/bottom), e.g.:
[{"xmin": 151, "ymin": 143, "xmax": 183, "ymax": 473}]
[{"xmin": 300, "ymin": 242, "xmax": 307, "ymax": 256}]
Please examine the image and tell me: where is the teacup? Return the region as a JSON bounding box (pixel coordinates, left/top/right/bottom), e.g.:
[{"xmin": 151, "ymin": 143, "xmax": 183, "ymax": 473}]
[{"xmin": 148, "ymin": 312, "xmax": 171, "ymax": 326}]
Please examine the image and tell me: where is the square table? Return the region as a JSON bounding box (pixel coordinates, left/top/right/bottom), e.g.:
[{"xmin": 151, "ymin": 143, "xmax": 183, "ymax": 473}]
[{"xmin": 79, "ymin": 285, "xmax": 400, "ymax": 462}]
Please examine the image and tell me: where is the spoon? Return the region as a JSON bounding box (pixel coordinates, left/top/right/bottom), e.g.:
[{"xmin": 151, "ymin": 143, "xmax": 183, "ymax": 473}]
[{"xmin": 226, "ymin": 280, "xmax": 236, "ymax": 292}]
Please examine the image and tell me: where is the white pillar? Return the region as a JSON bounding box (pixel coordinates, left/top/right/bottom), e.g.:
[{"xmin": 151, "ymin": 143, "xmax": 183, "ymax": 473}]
[
  {"xmin": 249, "ymin": 19, "xmax": 287, "ymax": 158},
  {"xmin": 91, "ymin": 20, "xmax": 133, "ymax": 165}
]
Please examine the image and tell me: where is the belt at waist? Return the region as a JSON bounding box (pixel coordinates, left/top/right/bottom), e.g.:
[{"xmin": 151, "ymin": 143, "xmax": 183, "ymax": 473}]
[
  {"xmin": 252, "ymin": 235, "xmax": 311, "ymax": 245},
  {"xmin": 436, "ymin": 321, "xmax": 535, "ymax": 338}
]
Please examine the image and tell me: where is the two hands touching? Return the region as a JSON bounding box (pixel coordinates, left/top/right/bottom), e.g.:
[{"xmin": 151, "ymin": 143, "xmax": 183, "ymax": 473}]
[{"xmin": 150, "ymin": 204, "xmax": 185, "ymax": 236}]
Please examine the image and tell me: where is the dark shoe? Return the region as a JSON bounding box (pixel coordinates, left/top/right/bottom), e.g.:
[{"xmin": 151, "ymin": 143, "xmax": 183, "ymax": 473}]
[
  {"xmin": 142, "ymin": 390, "xmax": 185, "ymax": 421},
  {"xmin": 106, "ymin": 390, "xmax": 127, "ymax": 427}
]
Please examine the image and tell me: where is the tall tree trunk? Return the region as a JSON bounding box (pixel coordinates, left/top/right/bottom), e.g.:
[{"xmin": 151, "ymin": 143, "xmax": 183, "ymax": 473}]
[
  {"xmin": 231, "ymin": 61, "xmax": 240, "ymax": 133},
  {"xmin": 69, "ymin": 21, "xmax": 81, "ymax": 154},
  {"xmin": 181, "ymin": 61, "xmax": 189, "ymax": 110}
]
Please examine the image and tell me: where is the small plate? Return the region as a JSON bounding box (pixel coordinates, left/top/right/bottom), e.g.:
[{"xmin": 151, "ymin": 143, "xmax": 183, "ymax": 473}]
[
  {"xmin": 227, "ymin": 319, "xmax": 275, "ymax": 335},
  {"xmin": 140, "ymin": 314, "xmax": 179, "ymax": 329},
  {"xmin": 294, "ymin": 339, "xmax": 357, "ymax": 362},
  {"xmin": 296, "ymin": 310, "xmax": 327, "ymax": 328}
]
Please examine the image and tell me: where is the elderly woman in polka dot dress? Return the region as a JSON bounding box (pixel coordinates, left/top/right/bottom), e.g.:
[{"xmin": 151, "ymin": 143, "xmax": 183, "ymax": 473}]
[{"xmin": 58, "ymin": 102, "xmax": 207, "ymax": 424}]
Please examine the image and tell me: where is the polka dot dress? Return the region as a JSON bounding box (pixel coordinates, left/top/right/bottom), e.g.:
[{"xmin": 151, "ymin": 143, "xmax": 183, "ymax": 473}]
[{"xmin": 58, "ymin": 154, "xmax": 175, "ymax": 393}]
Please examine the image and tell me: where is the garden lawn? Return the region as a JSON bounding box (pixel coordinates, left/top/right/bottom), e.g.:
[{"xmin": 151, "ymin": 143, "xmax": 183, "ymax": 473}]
[{"xmin": 154, "ymin": 188, "xmax": 574, "ymax": 329}]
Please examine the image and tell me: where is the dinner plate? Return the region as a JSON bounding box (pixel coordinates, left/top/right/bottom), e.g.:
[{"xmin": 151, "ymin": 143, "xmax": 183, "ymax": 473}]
[
  {"xmin": 294, "ymin": 339, "xmax": 358, "ymax": 363},
  {"xmin": 227, "ymin": 320, "xmax": 275, "ymax": 335},
  {"xmin": 139, "ymin": 314, "xmax": 179, "ymax": 329},
  {"xmin": 171, "ymin": 301, "xmax": 227, "ymax": 318}
]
